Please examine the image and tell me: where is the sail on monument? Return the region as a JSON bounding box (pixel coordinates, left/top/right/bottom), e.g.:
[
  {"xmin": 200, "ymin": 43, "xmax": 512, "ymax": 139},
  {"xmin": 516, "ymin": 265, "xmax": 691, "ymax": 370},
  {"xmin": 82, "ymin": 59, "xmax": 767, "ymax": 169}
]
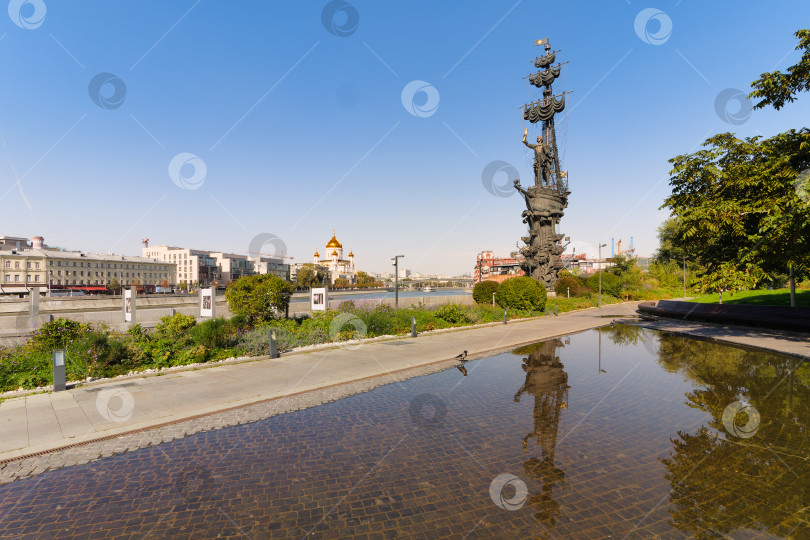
[{"xmin": 513, "ymin": 37, "xmax": 571, "ymax": 290}]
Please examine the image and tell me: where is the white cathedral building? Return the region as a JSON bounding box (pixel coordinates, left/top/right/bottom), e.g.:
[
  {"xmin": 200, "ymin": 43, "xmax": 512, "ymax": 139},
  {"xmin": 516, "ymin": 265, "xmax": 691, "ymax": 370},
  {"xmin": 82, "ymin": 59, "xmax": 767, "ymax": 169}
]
[{"xmin": 314, "ymin": 232, "xmax": 356, "ymax": 284}]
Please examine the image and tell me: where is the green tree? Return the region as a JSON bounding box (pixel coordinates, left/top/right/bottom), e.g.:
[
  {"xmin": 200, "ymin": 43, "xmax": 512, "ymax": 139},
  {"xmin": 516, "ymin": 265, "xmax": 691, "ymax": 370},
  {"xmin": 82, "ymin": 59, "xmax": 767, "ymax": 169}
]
[
  {"xmin": 662, "ymin": 29, "xmax": 810, "ymax": 295},
  {"xmin": 177, "ymin": 281, "xmax": 188, "ymax": 293},
  {"xmin": 749, "ymin": 29, "xmax": 810, "ymax": 111},
  {"xmin": 585, "ymin": 272, "xmax": 622, "ymax": 298},
  {"xmin": 225, "ymin": 274, "xmax": 293, "ymax": 323},
  {"xmin": 107, "ymin": 278, "xmax": 120, "ymax": 294},
  {"xmin": 662, "ymin": 131, "xmax": 810, "ymax": 292},
  {"xmin": 333, "ymin": 277, "xmax": 352, "ymax": 289},
  {"xmin": 295, "ymin": 263, "xmax": 327, "ymax": 290},
  {"xmin": 356, "ymin": 271, "xmax": 381, "ymax": 288},
  {"xmin": 653, "ymin": 218, "xmax": 687, "ymax": 264}
]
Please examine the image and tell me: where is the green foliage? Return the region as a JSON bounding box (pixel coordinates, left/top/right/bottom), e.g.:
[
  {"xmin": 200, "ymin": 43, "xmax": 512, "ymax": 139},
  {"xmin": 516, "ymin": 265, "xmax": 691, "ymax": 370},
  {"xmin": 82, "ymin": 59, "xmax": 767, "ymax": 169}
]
[
  {"xmin": 472, "ymin": 280, "xmax": 500, "ymax": 304},
  {"xmin": 107, "ymin": 278, "xmax": 120, "ymax": 293},
  {"xmin": 225, "ymin": 274, "xmax": 293, "ymax": 322},
  {"xmin": 648, "ymin": 261, "xmax": 684, "ymax": 289},
  {"xmin": 749, "ymin": 29, "xmax": 810, "ymax": 111},
  {"xmin": 653, "ymin": 218, "xmax": 688, "ymax": 264},
  {"xmin": 29, "ymin": 318, "xmax": 89, "ymax": 351},
  {"xmin": 355, "ymin": 271, "xmax": 382, "ymax": 288},
  {"xmin": 189, "ymin": 318, "xmax": 229, "ymax": 349},
  {"xmin": 661, "ymin": 32, "xmax": 810, "ymax": 293},
  {"xmin": 294, "ymin": 263, "xmax": 327, "ymax": 290},
  {"xmin": 586, "ymin": 272, "xmax": 622, "ymax": 297},
  {"xmin": 434, "ymin": 304, "xmax": 471, "ymax": 324},
  {"xmin": 662, "ymin": 130, "xmax": 810, "ymax": 292},
  {"xmin": 154, "ymin": 313, "xmax": 196, "ymax": 340},
  {"xmin": 554, "ymin": 276, "xmax": 580, "ymax": 297},
  {"xmin": 496, "ymin": 277, "xmax": 547, "ymax": 311}
]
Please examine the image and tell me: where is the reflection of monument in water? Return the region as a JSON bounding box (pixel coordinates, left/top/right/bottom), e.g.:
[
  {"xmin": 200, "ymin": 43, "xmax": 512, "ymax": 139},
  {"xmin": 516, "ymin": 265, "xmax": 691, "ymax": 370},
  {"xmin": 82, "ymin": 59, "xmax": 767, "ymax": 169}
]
[
  {"xmin": 514, "ymin": 37, "xmax": 571, "ymax": 290},
  {"xmin": 513, "ymin": 338, "xmax": 570, "ymax": 526}
]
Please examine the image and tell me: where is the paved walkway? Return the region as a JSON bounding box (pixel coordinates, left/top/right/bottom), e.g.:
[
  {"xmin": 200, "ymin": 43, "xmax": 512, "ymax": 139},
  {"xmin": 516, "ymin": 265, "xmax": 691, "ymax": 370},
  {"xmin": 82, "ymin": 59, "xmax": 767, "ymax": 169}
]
[
  {"xmin": 627, "ymin": 317, "xmax": 810, "ymax": 359},
  {"xmin": 0, "ymin": 303, "xmax": 639, "ymax": 462}
]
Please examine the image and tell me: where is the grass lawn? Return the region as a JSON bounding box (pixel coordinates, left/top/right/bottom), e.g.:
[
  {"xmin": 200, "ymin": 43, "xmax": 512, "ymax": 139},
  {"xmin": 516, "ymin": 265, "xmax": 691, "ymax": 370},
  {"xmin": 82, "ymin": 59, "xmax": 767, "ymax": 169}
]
[{"xmin": 689, "ymin": 288, "xmax": 810, "ymax": 307}]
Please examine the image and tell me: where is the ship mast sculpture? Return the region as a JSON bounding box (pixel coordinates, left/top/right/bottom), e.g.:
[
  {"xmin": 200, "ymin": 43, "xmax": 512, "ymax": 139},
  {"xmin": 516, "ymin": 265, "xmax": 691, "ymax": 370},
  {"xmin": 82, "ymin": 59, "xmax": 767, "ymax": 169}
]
[{"xmin": 514, "ymin": 38, "xmax": 570, "ymax": 290}]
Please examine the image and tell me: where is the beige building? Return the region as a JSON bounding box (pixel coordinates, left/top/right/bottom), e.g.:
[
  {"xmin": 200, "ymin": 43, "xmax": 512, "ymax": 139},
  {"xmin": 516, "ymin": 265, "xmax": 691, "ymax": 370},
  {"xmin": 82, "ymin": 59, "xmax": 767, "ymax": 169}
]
[
  {"xmin": 0, "ymin": 246, "xmax": 175, "ymax": 295},
  {"xmin": 143, "ymin": 245, "xmax": 289, "ymax": 287},
  {"xmin": 143, "ymin": 246, "xmax": 219, "ymax": 287}
]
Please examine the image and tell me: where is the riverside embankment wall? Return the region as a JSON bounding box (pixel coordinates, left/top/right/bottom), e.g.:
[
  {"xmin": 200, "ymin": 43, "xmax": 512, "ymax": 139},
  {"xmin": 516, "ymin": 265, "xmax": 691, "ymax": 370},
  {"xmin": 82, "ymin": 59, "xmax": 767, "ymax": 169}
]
[{"xmin": 0, "ymin": 293, "xmax": 473, "ymax": 338}]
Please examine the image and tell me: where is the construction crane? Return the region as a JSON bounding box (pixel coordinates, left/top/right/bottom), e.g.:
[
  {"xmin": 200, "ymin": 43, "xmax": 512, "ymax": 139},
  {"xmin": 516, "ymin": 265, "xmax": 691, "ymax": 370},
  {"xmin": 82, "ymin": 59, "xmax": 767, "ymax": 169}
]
[
  {"xmin": 615, "ymin": 239, "xmax": 635, "ymax": 257},
  {"xmin": 141, "ymin": 238, "xmax": 150, "ymax": 248}
]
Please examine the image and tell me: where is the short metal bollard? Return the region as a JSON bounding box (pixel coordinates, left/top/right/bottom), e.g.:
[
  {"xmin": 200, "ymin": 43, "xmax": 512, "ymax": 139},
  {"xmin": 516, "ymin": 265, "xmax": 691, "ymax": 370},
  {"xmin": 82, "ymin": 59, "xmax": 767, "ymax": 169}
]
[
  {"xmin": 53, "ymin": 349, "xmax": 66, "ymax": 392},
  {"xmin": 411, "ymin": 316, "xmax": 417, "ymax": 338},
  {"xmin": 503, "ymin": 308, "xmax": 507, "ymax": 325},
  {"xmin": 554, "ymin": 302, "xmax": 558, "ymax": 316},
  {"xmin": 269, "ymin": 329, "xmax": 279, "ymax": 359}
]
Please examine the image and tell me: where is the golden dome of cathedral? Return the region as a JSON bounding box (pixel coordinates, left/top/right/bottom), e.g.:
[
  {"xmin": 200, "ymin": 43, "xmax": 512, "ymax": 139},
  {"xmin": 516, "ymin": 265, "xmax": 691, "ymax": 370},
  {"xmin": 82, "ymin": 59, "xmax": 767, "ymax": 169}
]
[{"xmin": 326, "ymin": 235, "xmax": 342, "ymax": 249}]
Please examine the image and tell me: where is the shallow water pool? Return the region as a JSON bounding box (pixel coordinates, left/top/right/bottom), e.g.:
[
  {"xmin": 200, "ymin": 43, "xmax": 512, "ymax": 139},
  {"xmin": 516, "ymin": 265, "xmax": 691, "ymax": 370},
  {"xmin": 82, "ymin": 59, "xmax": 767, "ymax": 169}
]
[{"xmin": 0, "ymin": 325, "xmax": 807, "ymax": 538}]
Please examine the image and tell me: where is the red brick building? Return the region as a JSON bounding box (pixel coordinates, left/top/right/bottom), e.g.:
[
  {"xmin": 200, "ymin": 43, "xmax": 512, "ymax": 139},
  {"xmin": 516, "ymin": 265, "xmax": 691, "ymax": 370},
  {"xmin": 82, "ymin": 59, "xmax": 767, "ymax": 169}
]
[{"xmin": 473, "ymin": 251, "xmax": 526, "ymax": 283}]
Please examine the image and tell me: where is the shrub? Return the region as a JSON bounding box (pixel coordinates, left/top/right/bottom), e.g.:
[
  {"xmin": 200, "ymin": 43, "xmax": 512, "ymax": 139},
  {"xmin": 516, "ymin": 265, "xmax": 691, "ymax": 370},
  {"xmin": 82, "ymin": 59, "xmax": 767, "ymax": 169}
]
[
  {"xmin": 190, "ymin": 318, "xmax": 229, "ymax": 349},
  {"xmin": 586, "ymin": 272, "xmax": 622, "ymax": 297},
  {"xmin": 434, "ymin": 304, "xmax": 470, "ymax": 324},
  {"xmin": 154, "ymin": 313, "xmax": 196, "ymax": 340},
  {"xmin": 225, "ymin": 274, "xmax": 293, "ymax": 323},
  {"xmin": 496, "ymin": 277, "xmax": 547, "ymax": 311},
  {"xmin": 29, "ymin": 318, "xmax": 88, "ymax": 351},
  {"xmin": 554, "ymin": 276, "xmax": 580, "ymax": 297},
  {"xmin": 472, "ymin": 280, "xmax": 500, "ymax": 305}
]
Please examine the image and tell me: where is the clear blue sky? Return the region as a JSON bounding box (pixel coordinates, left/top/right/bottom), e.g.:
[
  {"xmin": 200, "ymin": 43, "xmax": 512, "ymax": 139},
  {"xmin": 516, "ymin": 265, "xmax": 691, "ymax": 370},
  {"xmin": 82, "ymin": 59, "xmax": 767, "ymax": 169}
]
[{"xmin": 1, "ymin": 1, "xmax": 808, "ymax": 276}]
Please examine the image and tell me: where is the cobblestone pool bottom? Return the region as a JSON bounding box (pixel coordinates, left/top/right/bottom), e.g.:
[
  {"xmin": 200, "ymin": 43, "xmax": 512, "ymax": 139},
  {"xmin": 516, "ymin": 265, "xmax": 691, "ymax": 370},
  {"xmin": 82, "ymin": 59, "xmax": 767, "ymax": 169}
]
[{"xmin": 0, "ymin": 326, "xmax": 807, "ymax": 538}]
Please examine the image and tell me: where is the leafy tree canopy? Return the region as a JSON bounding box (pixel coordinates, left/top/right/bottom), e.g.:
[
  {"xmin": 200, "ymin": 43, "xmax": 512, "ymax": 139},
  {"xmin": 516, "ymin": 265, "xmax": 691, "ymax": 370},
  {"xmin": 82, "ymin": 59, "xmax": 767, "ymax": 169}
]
[
  {"xmin": 662, "ymin": 131, "xmax": 810, "ymax": 291},
  {"xmin": 749, "ymin": 29, "xmax": 810, "ymax": 111}
]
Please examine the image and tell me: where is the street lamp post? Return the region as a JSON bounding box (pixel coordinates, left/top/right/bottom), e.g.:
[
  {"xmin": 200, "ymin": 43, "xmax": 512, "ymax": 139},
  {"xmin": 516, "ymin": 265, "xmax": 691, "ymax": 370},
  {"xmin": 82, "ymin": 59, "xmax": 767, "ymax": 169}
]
[
  {"xmin": 392, "ymin": 255, "xmax": 404, "ymax": 308},
  {"xmin": 598, "ymin": 242, "xmax": 607, "ymax": 307},
  {"xmin": 683, "ymin": 255, "xmax": 687, "ymax": 299}
]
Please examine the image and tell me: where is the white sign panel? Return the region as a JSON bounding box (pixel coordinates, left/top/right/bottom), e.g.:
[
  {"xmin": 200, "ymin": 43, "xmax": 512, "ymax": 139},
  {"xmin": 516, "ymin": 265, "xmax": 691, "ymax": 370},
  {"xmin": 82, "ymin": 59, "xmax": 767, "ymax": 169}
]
[
  {"xmin": 311, "ymin": 287, "xmax": 327, "ymax": 311},
  {"xmin": 201, "ymin": 288, "xmax": 214, "ymax": 317},
  {"xmin": 124, "ymin": 288, "xmax": 132, "ymax": 322}
]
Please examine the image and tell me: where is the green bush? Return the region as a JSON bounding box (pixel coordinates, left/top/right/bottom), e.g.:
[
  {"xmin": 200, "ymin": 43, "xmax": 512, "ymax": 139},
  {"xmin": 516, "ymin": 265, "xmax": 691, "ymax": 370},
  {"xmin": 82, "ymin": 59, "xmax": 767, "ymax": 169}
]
[
  {"xmin": 29, "ymin": 318, "xmax": 88, "ymax": 351},
  {"xmin": 472, "ymin": 280, "xmax": 500, "ymax": 305},
  {"xmin": 225, "ymin": 274, "xmax": 293, "ymax": 323},
  {"xmin": 154, "ymin": 313, "xmax": 196, "ymax": 340},
  {"xmin": 586, "ymin": 272, "xmax": 622, "ymax": 297},
  {"xmin": 190, "ymin": 318, "xmax": 229, "ymax": 349},
  {"xmin": 554, "ymin": 276, "xmax": 580, "ymax": 297},
  {"xmin": 496, "ymin": 277, "xmax": 547, "ymax": 311},
  {"xmin": 434, "ymin": 304, "xmax": 470, "ymax": 324}
]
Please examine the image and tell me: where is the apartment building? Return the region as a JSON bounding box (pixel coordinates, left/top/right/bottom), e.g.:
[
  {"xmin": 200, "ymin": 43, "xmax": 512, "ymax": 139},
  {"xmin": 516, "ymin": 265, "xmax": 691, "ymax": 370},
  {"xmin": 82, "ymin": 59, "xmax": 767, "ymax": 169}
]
[
  {"xmin": 0, "ymin": 248, "xmax": 175, "ymax": 294},
  {"xmin": 144, "ymin": 245, "xmax": 289, "ymax": 286}
]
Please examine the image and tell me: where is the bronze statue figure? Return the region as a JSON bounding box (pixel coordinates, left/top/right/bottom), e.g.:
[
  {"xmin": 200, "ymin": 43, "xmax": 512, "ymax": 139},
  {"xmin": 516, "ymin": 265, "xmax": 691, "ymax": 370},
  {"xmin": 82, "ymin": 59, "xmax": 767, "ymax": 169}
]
[
  {"xmin": 514, "ymin": 38, "xmax": 571, "ymax": 290},
  {"xmin": 522, "ymin": 130, "xmax": 554, "ymax": 187}
]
